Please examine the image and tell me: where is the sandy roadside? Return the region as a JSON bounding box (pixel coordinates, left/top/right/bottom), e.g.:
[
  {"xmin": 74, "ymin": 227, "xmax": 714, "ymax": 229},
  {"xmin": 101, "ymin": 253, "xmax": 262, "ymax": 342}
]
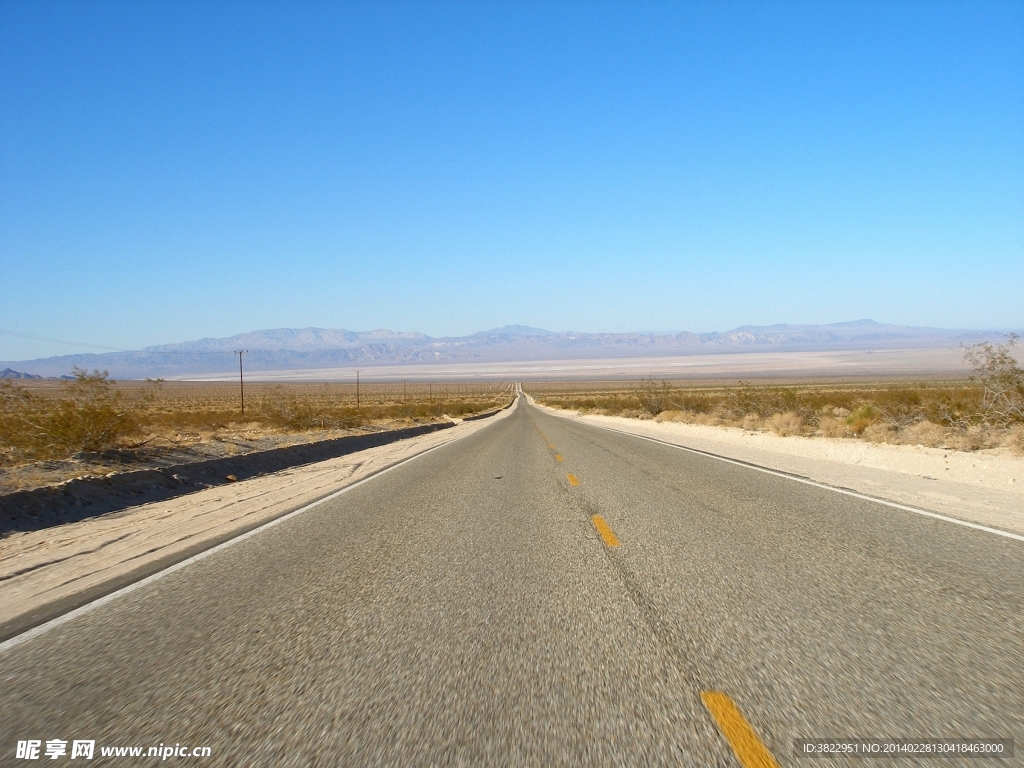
[
  {"xmin": 531, "ymin": 400, "xmax": 1024, "ymax": 537},
  {"xmin": 0, "ymin": 409, "xmax": 513, "ymax": 639}
]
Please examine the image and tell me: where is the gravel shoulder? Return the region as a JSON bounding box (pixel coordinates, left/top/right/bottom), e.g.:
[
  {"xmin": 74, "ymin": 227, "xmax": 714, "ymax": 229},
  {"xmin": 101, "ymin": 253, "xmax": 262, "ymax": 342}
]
[
  {"xmin": 0, "ymin": 410, "xmax": 512, "ymax": 641},
  {"xmin": 531, "ymin": 399, "xmax": 1024, "ymax": 536}
]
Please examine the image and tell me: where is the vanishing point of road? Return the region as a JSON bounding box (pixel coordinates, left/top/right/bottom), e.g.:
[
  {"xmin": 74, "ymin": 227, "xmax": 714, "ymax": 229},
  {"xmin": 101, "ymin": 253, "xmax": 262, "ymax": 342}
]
[{"xmin": 2, "ymin": 396, "xmax": 1021, "ymax": 766}]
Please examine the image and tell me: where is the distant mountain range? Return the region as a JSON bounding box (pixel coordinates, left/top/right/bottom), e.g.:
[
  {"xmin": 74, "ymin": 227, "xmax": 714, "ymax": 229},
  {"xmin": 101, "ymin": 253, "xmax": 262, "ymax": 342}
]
[
  {"xmin": 1, "ymin": 368, "xmax": 44, "ymax": 379},
  {"xmin": 1, "ymin": 321, "xmax": 1004, "ymax": 379}
]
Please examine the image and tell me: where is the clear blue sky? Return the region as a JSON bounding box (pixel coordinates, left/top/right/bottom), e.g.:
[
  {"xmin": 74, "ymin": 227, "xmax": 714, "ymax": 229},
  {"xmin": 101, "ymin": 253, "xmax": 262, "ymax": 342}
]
[{"xmin": 2, "ymin": 0, "xmax": 1022, "ymax": 360}]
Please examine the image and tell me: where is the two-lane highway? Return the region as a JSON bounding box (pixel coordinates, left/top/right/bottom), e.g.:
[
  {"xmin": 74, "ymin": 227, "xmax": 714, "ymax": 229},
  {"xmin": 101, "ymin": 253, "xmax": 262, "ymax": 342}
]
[{"xmin": 2, "ymin": 397, "xmax": 1021, "ymax": 766}]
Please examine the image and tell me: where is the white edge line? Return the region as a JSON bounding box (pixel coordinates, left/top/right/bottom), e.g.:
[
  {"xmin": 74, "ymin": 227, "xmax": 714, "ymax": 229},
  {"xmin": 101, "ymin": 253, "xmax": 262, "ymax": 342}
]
[
  {"xmin": 0, "ymin": 410, "xmax": 513, "ymax": 656},
  {"xmin": 547, "ymin": 410, "xmax": 1024, "ymax": 544}
]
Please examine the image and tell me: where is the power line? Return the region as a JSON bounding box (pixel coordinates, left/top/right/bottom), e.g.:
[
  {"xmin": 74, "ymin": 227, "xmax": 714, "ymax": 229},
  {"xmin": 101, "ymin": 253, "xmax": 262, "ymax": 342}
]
[{"xmin": 0, "ymin": 327, "xmax": 130, "ymax": 352}]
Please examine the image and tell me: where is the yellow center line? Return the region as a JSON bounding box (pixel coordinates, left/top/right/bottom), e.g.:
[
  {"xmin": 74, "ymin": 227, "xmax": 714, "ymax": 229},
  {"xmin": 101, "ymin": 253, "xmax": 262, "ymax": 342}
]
[
  {"xmin": 555, "ymin": 454, "xmax": 564, "ymax": 462},
  {"xmin": 701, "ymin": 691, "xmax": 779, "ymax": 768},
  {"xmin": 531, "ymin": 421, "xmax": 561, "ymax": 455},
  {"xmin": 591, "ymin": 515, "xmax": 620, "ymax": 547},
  {"xmin": 567, "ymin": 473, "xmax": 579, "ymax": 486}
]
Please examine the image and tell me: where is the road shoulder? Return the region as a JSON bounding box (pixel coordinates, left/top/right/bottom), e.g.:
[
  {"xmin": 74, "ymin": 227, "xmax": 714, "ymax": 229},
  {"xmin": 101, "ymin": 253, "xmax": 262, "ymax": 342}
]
[{"xmin": 0, "ymin": 409, "xmax": 513, "ymax": 642}]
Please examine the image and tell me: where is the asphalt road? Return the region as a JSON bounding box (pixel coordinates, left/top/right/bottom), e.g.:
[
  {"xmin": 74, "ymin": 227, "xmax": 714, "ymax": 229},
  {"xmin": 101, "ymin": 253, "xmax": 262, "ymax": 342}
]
[{"xmin": 2, "ymin": 397, "xmax": 1022, "ymax": 766}]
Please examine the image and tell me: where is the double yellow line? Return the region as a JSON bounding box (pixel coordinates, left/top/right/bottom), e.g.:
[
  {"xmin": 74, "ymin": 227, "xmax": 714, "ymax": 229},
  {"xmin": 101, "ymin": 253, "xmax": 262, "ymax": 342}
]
[
  {"xmin": 537, "ymin": 426, "xmax": 620, "ymax": 549},
  {"xmin": 535, "ymin": 420, "xmax": 778, "ymax": 767}
]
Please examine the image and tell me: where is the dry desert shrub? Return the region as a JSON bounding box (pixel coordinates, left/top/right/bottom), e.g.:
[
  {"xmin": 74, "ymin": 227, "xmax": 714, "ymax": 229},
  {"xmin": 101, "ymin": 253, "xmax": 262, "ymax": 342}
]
[
  {"xmin": 741, "ymin": 413, "xmax": 762, "ymax": 431},
  {"xmin": 529, "ymin": 373, "xmax": 1023, "ymax": 452},
  {"xmin": 1006, "ymin": 424, "xmax": 1024, "ymax": 456},
  {"xmin": 654, "ymin": 409, "xmax": 689, "ymax": 423},
  {"xmin": 963, "ymin": 334, "xmax": 1024, "ymax": 426},
  {"xmin": 769, "ymin": 412, "xmax": 804, "ymax": 436},
  {"xmin": 844, "ymin": 406, "xmax": 880, "ymax": 436},
  {"xmin": 898, "ymin": 420, "xmax": 948, "ymax": 447},
  {"xmin": 941, "ymin": 426, "xmax": 990, "ymax": 452},
  {"xmin": 693, "ymin": 413, "xmax": 723, "ymax": 427},
  {"xmin": 861, "ymin": 421, "xmax": 898, "ymax": 443},
  {"xmin": 816, "ymin": 415, "xmax": 848, "ymax": 438},
  {"xmin": 638, "ymin": 376, "xmax": 669, "ymax": 416},
  {"xmin": 0, "ymin": 369, "xmax": 138, "ymax": 463},
  {"xmin": 0, "ymin": 377, "xmax": 512, "ymax": 468},
  {"xmin": 874, "ymin": 387, "xmax": 923, "ymax": 428}
]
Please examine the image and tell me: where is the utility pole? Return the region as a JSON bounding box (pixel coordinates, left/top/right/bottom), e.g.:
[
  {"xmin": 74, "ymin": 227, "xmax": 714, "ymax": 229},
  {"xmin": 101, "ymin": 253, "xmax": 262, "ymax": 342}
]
[
  {"xmin": 403, "ymin": 379, "xmax": 407, "ymax": 405},
  {"xmin": 355, "ymin": 370, "xmax": 361, "ymax": 410},
  {"xmin": 234, "ymin": 350, "xmax": 248, "ymax": 415}
]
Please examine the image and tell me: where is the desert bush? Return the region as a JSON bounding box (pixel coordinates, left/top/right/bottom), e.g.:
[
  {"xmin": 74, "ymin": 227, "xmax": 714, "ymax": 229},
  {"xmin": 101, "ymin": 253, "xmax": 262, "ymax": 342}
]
[
  {"xmin": 0, "ymin": 378, "xmax": 512, "ymax": 468},
  {"xmin": 963, "ymin": 334, "xmax": 1024, "ymax": 426},
  {"xmin": 899, "ymin": 420, "xmax": 948, "ymax": 447},
  {"xmin": 637, "ymin": 377, "xmax": 668, "ymax": 416},
  {"xmin": 258, "ymin": 392, "xmax": 356, "ymax": 430},
  {"xmin": 0, "ymin": 368, "xmax": 137, "ymax": 463},
  {"xmin": 692, "ymin": 413, "xmax": 723, "ymax": 426},
  {"xmin": 52, "ymin": 369, "xmax": 138, "ymax": 453},
  {"xmin": 1006, "ymin": 424, "xmax": 1024, "ymax": 456},
  {"xmin": 875, "ymin": 388, "xmax": 923, "ymax": 427},
  {"xmin": 529, "ymin": 379, "xmax": 1023, "ymax": 452},
  {"xmin": 666, "ymin": 393, "xmax": 714, "ymax": 414},
  {"xmin": 845, "ymin": 406, "xmax": 879, "ymax": 436},
  {"xmin": 728, "ymin": 386, "xmax": 801, "ymax": 420},
  {"xmin": 741, "ymin": 413, "xmax": 762, "ymax": 431},
  {"xmin": 769, "ymin": 412, "xmax": 804, "ymax": 436},
  {"xmin": 816, "ymin": 415, "xmax": 848, "ymax": 438},
  {"xmin": 925, "ymin": 389, "xmax": 982, "ymax": 430},
  {"xmin": 861, "ymin": 421, "xmax": 898, "ymax": 443},
  {"xmin": 943, "ymin": 426, "xmax": 989, "ymax": 452},
  {"xmin": 0, "ymin": 381, "xmax": 35, "ymax": 464},
  {"xmin": 654, "ymin": 409, "xmax": 689, "ymax": 423}
]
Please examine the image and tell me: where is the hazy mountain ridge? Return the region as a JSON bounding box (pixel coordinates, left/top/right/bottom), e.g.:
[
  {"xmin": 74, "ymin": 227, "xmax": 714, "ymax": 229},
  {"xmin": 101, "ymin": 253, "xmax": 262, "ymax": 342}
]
[
  {"xmin": 1, "ymin": 368, "xmax": 43, "ymax": 380},
  {"xmin": 145, "ymin": 327, "xmax": 430, "ymax": 353},
  {"xmin": 2, "ymin": 321, "xmax": 1002, "ymax": 379}
]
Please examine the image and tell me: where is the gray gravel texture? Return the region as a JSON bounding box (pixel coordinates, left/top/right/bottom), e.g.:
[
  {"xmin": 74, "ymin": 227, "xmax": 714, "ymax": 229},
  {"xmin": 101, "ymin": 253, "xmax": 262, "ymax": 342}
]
[{"xmin": 1, "ymin": 398, "xmax": 1021, "ymax": 766}]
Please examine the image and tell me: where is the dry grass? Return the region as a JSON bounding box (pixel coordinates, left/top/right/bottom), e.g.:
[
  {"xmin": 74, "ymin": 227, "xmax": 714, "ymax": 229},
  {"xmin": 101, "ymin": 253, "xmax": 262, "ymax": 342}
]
[
  {"xmin": 0, "ymin": 372, "xmax": 512, "ymax": 468},
  {"xmin": 527, "ymin": 378, "xmax": 1024, "ymax": 455}
]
